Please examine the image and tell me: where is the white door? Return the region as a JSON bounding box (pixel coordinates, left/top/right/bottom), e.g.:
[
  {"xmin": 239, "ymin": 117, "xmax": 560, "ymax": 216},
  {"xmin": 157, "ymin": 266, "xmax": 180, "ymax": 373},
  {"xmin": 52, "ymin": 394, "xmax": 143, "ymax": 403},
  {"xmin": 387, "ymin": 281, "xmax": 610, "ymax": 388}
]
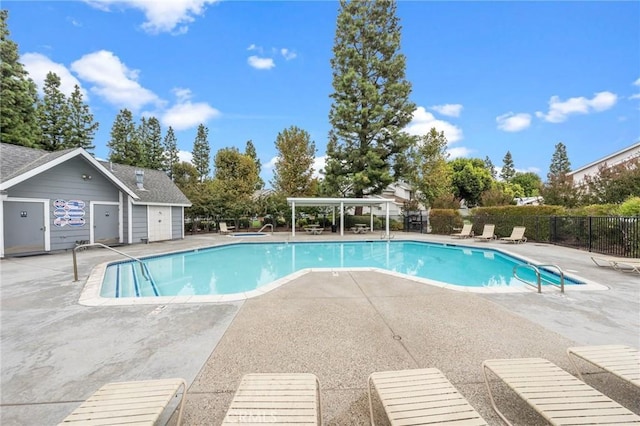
[{"xmin": 148, "ymin": 206, "xmax": 172, "ymax": 242}]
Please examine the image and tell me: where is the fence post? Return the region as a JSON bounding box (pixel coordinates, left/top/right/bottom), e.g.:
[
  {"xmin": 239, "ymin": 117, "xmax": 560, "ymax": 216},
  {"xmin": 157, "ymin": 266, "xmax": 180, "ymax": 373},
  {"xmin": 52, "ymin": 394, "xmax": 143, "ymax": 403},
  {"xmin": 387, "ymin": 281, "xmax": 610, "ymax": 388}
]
[{"xmin": 588, "ymin": 216, "xmax": 592, "ymax": 253}]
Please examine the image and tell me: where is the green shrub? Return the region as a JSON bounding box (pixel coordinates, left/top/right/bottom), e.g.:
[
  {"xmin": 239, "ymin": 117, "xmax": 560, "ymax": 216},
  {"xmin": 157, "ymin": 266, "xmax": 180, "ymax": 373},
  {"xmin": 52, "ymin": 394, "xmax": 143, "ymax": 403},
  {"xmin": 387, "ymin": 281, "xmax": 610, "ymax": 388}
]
[
  {"xmin": 569, "ymin": 204, "xmax": 620, "ymax": 216},
  {"xmin": 429, "ymin": 209, "xmax": 462, "ymax": 234},
  {"xmin": 620, "ymin": 196, "xmax": 640, "ymax": 216}
]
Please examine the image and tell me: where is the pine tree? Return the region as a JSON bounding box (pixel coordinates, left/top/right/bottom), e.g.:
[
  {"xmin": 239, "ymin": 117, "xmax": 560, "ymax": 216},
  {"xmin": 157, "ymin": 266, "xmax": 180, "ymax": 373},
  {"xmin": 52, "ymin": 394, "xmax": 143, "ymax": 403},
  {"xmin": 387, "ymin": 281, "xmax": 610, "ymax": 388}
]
[
  {"xmin": 484, "ymin": 156, "xmax": 497, "ymax": 179},
  {"xmin": 162, "ymin": 126, "xmax": 180, "ymax": 179},
  {"xmin": 542, "ymin": 142, "xmax": 576, "ymax": 206},
  {"xmin": 66, "ymin": 84, "xmax": 98, "ymax": 152},
  {"xmin": 0, "ymin": 10, "xmax": 40, "ymax": 147},
  {"xmin": 137, "ymin": 116, "xmax": 164, "ymax": 169},
  {"xmin": 325, "ymin": 0, "xmax": 416, "ymax": 199},
  {"xmin": 548, "ymin": 142, "xmax": 571, "ymax": 179},
  {"xmin": 271, "ymin": 126, "xmax": 316, "ymax": 197},
  {"xmin": 37, "ymin": 72, "xmax": 70, "ymax": 151},
  {"xmin": 500, "ymin": 151, "xmax": 516, "ymax": 182},
  {"xmin": 108, "ymin": 109, "xmax": 143, "ymax": 165},
  {"xmin": 244, "ymin": 140, "xmax": 264, "ymax": 190},
  {"xmin": 192, "ymin": 123, "xmax": 211, "ymax": 182}
]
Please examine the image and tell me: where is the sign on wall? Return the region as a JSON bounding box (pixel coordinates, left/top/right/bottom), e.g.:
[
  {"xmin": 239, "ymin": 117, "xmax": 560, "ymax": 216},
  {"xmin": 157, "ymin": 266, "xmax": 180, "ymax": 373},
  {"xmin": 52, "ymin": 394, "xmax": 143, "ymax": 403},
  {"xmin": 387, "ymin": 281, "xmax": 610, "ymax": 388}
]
[{"xmin": 53, "ymin": 199, "xmax": 86, "ymax": 227}]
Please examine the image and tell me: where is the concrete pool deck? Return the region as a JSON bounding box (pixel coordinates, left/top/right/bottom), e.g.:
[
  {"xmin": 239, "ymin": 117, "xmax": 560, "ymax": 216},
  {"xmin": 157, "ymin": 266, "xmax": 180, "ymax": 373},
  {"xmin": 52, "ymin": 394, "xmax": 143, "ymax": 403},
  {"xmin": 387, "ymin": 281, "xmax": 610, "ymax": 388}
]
[{"xmin": 1, "ymin": 232, "xmax": 638, "ymax": 425}]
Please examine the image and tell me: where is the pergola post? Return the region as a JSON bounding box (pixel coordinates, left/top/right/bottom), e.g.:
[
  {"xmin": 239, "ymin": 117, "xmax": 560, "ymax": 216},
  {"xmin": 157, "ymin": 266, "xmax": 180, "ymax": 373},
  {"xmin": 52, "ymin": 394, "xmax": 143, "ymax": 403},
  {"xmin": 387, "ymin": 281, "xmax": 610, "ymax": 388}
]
[
  {"xmin": 385, "ymin": 201, "xmax": 390, "ymax": 238},
  {"xmin": 291, "ymin": 201, "xmax": 295, "ymax": 237},
  {"xmin": 340, "ymin": 202, "xmax": 344, "ymax": 236}
]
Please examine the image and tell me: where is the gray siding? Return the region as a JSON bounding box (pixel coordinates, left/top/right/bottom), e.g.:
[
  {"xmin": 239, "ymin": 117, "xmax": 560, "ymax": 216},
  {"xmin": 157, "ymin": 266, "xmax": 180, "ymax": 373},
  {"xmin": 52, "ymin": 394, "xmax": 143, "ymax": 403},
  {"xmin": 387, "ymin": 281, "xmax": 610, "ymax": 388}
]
[
  {"xmin": 7, "ymin": 157, "xmax": 120, "ymax": 251},
  {"xmin": 131, "ymin": 205, "xmax": 148, "ymax": 243},
  {"xmin": 171, "ymin": 206, "xmax": 182, "ymax": 239}
]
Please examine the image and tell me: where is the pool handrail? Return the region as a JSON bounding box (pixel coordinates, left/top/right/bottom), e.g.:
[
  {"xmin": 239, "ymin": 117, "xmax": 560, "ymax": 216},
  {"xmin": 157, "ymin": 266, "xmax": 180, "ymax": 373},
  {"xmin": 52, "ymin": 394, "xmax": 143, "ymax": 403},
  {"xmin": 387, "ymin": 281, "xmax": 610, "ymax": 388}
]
[
  {"xmin": 73, "ymin": 243, "xmax": 150, "ymax": 282},
  {"xmin": 512, "ymin": 263, "xmax": 565, "ymax": 293},
  {"xmin": 258, "ymin": 224, "xmax": 274, "ymax": 234}
]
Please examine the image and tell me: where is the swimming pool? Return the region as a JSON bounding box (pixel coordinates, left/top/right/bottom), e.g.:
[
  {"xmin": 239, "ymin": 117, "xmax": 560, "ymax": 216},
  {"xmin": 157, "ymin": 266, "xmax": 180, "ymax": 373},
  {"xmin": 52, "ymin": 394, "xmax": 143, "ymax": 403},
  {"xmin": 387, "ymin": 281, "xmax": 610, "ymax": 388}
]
[{"xmin": 97, "ymin": 241, "xmax": 588, "ymax": 300}]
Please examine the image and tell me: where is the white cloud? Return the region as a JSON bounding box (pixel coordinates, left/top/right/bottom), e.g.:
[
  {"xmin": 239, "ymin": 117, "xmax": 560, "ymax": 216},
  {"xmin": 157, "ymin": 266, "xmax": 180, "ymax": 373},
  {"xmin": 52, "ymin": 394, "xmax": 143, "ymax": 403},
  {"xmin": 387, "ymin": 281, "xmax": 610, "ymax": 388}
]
[
  {"xmin": 312, "ymin": 156, "xmax": 326, "ymax": 178},
  {"xmin": 248, "ymin": 55, "xmax": 275, "ymax": 70},
  {"xmin": 629, "ymin": 93, "xmax": 640, "ymax": 100},
  {"xmin": 21, "ymin": 53, "xmax": 86, "ymax": 98},
  {"xmin": 161, "ymin": 88, "xmax": 220, "ymax": 130},
  {"xmin": 496, "ymin": 112, "xmax": 532, "ymax": 132},
  {"xmin": 535, "ymin": 91, "xmax": 618, "ymax": 123},
  {"xmin": 429, "ymin": 103, "xmax": 463, "ymax": 117},
  {"xmin": 281, "ymin": 48, "xmax": 297, "ymax": 61},
  {"xmin": 71, "ymin": 50, "xmax": 160, "ymax": 111},
  {"xmin": 247, "ymin": 44, "xmax": 257, "ymax": 51},
  {"xmin": 447, "ymin": 147, "xmax": 473, "ymax": 159},
  {"xmin": 85, "ymin": 0, "xmax": 218, "ymax": 34},
  {"xmin": 177, "ymin": 150, "xmax": 192, "ymax": 164},
  {"xmin": 263, "ymin": 156, "xmax": 278, "ymax": 170},
  {"xmin": 633, "ymin": 77, "xmax": 640, "ymax": 86},
  {"xmin": 405, "ymin": 106, "xmax": 463, "ymax": 143}
]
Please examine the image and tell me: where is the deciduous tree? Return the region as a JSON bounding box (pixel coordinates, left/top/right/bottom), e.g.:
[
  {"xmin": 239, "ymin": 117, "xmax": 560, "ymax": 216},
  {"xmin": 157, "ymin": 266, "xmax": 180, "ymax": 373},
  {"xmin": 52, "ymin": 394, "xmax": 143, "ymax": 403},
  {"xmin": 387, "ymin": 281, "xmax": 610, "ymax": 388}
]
[
  {"xmin": 325, "ymin": 0, "xmax": 416, "ymax": 199},
  {"xmin": 211, "ymin": 147, "xmax": 259, "ymax": 217},
  {"xmin": 406, "ymin": 128, "xmax": 452, "ymax": 207},
  {"xmin": 511, "ymin": 172, "xmax": 542, "ymax": 197},
  {"xmin": 0, "ymin": 10, "xmax": 40, "ymax": 147},
  {"xmin": 271, "ymin": 126, "xmax": 316, "ymax": 196},
  {"xmin": 450, "ymin": 158, "xmax": 493, "ymax": 207}
]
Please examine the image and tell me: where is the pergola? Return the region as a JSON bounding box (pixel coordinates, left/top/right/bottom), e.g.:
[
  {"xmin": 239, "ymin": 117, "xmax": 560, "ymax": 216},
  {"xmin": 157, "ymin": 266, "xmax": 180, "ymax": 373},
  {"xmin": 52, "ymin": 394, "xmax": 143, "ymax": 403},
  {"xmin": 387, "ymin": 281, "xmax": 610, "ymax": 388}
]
[{"xmin": 286, "ymin": 197, "xmax": 396, "ymax": 237}]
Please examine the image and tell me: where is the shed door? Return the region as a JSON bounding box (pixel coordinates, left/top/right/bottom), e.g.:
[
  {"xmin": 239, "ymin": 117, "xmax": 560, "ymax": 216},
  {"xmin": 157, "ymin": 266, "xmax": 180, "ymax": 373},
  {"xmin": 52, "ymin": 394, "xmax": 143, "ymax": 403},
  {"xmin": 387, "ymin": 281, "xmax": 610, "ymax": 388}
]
[
  {"xmin": 94, "ymin": 204, "xmax": 120, "ymax": 245},
  {"xmin": 4, "ymin": 201, "xmax": 46, "ymax": 255},
  {"xmin": 148, "ymin": 206, "xmax": 172, "ymax": 242}
]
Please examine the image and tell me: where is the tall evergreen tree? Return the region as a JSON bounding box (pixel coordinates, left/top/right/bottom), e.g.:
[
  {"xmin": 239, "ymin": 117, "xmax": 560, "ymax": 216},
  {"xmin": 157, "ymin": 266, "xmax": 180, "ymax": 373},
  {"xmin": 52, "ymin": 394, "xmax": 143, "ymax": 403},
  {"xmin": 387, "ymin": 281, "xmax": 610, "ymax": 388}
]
[
  {"xmin": 484, "ymin": 156, "xmax": 497, "ymax": 179},
  {"xmin": 325, "ymin": 0, "xmax": 416, "ymax": 199},
  {"xmin": 548, "ymin": 142, "xmax": 571, "ymax": 179},
  {"xmin": 37, "ymin": 71, "xmax": 70, "ymax": 151},
  {"xmin": 244, "ymin": 140, "xmax": 264, "ymax": 190},
  {"xmin": 500, "ymin": 151, "xmax": 516, "ymax": 182},
  {"xmin": 542, "ymin": 142, "xmax": 576, "ymax": 206},
  {"xmin": 271, "ymin": 126, "xmax": 316, "ymax": 197},
  {"xmin": 137, "ymin": 116, "xmax": 163, "ymax": 169},
  {"xmin": 107, "ymin": 109, "xmax": 143, "ymax": 165},
  {"xmin": 0, "ymin": 10, "xmax": 40, "ymax": 147},
  {"xmin": 162, "ymin": 126, "xmax": 180, "ymax": 179},
  {"xmin": 192, "ymin": 123, "xmax": 211, "ymax": 182},
  {"xmin": 66, "ymin": 84, "xmax": 98, "ymax": 152}
]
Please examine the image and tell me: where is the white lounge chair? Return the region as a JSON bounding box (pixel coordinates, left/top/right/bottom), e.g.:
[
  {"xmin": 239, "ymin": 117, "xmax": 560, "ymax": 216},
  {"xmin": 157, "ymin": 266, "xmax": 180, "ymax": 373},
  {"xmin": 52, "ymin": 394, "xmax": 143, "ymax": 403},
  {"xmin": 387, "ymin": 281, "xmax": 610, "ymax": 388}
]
[
  {"xmin": 59, "ymin": 378, "xmax": 187, "ymax": 425},
  {"xmin": 483, "ymin": 358, "xmax": 640, "ymax": 426},
  {"xmin": 567, "ymin": 345, "xmax": 640, "ymax": 388},
  {"xmin": 591, "ymin": 256, "xmax": 640, "ymax": 274},
  {"xmin": 368, "ymin": 368, "xmax": 487, "ymax": 425},
  {"xmin": 499, "ymin": 226, "xmax": 527, "ymax": 244},
  {"xmin": 474, "ymin": 224, "xmax": 496, "ymax": 241},
  {"xmin": 219, "ymin": 221, "xmax": 235, "ymax": 234},
  {"xmin": 222, "ymin": 373, "xmax": 322, "ymax": 425},
  {"xmin": 451, "ymin": 224, "xmax": 474, "ymax": 238}
]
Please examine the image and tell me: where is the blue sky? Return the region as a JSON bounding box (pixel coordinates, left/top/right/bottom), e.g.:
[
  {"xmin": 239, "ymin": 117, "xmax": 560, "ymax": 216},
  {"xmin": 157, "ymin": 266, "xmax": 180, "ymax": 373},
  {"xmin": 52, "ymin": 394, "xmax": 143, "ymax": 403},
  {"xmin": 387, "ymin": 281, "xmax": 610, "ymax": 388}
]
[{"xmin": 5, "ymin": 1, "xmax": 640, "ymax": 186}]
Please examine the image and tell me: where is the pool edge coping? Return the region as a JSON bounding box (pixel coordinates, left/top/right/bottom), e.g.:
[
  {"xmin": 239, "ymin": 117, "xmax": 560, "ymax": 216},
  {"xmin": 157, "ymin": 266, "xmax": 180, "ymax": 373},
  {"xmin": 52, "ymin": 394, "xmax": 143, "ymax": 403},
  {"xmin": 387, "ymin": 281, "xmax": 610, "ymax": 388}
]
[{"xmin": 77, "ymin": 240, "xmax": 610, "ymax": 306}]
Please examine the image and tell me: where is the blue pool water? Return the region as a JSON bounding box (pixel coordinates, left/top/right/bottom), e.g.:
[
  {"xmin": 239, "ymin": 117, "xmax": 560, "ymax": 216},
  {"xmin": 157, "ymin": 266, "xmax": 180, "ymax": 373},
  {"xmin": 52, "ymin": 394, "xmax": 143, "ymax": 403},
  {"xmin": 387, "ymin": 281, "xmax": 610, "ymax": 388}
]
[{"xmin": 100, "ymin": 241, "xmax": 583, "ymax": 298}]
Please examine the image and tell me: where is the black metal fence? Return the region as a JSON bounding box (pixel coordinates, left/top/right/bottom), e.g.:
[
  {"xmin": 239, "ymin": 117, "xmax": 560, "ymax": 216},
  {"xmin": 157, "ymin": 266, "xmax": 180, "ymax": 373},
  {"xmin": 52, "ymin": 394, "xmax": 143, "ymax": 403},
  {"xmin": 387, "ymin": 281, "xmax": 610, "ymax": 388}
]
[{"xmin": 411, "ymin": 215, "xmax": 640, "ymax": 258}]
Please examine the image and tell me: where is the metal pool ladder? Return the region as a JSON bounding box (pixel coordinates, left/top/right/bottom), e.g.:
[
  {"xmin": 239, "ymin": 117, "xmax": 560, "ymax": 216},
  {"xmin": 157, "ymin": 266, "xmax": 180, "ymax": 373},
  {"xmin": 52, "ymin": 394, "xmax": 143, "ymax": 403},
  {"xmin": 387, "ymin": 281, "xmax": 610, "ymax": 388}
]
[
  {"xmin": 72, "ymin": 243, "xmax": 151, "ymax": 282},
  {"xmin": 512, "ymin": 264, "xmax": 565, "ymax": 293},
  {"xmin": 258, "ymin": 223, "xmax": 274, "ymax": 234}
]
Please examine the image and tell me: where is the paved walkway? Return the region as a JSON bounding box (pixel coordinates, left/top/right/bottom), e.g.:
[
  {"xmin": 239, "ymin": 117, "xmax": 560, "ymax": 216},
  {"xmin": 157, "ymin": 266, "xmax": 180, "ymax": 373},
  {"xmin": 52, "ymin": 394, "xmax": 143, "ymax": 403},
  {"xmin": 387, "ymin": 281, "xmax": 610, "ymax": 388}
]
[{"xmin": 1, "ymin": 232, "xmax": 638, "ymax": 425}]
